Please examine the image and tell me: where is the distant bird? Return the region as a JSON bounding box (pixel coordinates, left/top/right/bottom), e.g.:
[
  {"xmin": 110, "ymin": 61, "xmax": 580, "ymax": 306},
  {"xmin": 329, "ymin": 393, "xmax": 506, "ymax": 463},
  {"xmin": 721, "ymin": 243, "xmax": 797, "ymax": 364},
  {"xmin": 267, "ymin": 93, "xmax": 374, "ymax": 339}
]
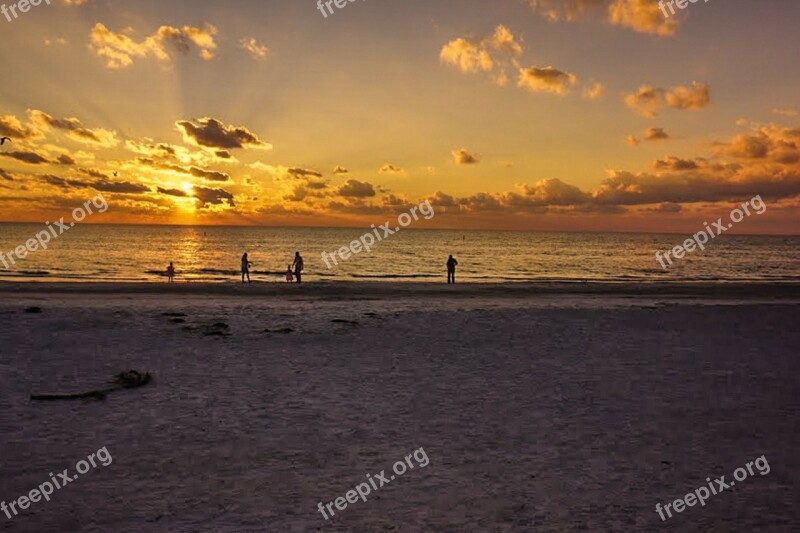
[
  {"xmin": 112, "ymin": 171, "xmax": 118, "ymax": 177},
  {"xmin": 0, "ymin": 137, "xmax": 10, "ymax": 145}
]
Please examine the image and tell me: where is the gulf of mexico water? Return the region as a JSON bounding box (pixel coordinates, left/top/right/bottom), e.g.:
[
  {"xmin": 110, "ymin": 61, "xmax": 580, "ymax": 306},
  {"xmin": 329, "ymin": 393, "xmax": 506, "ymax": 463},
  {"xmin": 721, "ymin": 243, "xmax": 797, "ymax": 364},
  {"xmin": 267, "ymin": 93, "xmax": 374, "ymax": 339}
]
[{"xmin": 0, "ymin": 223, "xmax": 798, "ymax": 283}]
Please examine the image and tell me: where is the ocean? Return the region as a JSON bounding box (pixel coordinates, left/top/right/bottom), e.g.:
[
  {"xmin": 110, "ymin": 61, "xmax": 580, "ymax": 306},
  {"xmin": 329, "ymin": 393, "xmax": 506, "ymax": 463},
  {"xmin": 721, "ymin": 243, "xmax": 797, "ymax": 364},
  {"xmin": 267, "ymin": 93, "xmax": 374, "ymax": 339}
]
[{"xmin": 0, "ymin": 223, "xmax": 798, "ymax": 283}]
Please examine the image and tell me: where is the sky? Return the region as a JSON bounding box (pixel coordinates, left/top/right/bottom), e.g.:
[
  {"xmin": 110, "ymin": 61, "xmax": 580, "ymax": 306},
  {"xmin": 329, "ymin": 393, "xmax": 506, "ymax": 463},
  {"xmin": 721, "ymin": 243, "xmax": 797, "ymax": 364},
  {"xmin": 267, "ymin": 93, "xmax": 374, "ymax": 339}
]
[{"xmin": 0, "ymin": 0, "xmax": 799, "ymax": 233}]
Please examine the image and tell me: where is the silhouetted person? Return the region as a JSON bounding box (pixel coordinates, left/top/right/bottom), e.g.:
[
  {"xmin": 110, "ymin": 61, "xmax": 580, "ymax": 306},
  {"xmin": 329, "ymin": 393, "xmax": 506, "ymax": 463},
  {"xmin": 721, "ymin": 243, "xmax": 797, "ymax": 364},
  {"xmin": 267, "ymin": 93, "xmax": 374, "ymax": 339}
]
[
  {"xmin": 166, "ymin": 262, "xmax": 175, "ymax": 283},
  {"xmin": 447, "ymin": 255, "xmax": 458, "ymax": 284},
  {"xmin": 241, "ymin": 253, "xmax": 252, "ymax": 283},
  {"xmin": 285, "ymin": 265, "xmax": 294, "ymax": 283},
  {"xmin": 292, "ymin": 252, "xmax": 304, "ymax": 283}
]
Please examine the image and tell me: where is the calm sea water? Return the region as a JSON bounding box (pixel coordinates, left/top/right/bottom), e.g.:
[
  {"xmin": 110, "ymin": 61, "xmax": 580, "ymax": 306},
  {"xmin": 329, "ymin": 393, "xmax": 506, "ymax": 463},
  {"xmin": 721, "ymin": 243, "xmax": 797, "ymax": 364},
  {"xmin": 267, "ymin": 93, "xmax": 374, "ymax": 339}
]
[{"xmin": 0, "ymin": 223, "xmax": 797, "ymax": 283}]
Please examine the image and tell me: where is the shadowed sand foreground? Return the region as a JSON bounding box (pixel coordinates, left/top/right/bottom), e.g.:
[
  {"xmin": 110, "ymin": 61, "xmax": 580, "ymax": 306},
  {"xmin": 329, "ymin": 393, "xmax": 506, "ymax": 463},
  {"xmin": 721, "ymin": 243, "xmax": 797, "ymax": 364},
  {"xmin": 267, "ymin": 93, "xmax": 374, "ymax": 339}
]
[{"xmin": 0, "ymin": 283, "xmax": 798, "ymax": 532}]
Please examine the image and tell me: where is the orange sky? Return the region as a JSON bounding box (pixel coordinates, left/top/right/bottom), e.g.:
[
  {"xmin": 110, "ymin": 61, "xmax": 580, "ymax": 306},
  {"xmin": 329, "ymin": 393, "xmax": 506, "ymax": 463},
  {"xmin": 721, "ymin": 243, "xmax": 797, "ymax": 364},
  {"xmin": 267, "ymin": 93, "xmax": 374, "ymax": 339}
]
[{"xmin": 0, "ymin": 0, "xmax": 799, "ymax": 233}]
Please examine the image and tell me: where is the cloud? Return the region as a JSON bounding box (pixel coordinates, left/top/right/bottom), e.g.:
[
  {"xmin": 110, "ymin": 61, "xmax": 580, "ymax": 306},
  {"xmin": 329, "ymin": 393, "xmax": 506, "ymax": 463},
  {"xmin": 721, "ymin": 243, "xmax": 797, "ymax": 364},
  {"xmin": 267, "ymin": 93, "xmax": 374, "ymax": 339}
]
[
  {"xmin": 582, "ymin": 81, "xmax": 605, "ymax": 100},
  {"xmin": 644, "ymin": 127, "xmax": 670, "ymax": 141},
  {"xmin": 653, "ymin": 156, "xmax": 699, "ymax": 171},
  {"xmin": 28, "ymin": 110, "xmax": 119, "ymax": 147},
  {"xmin": 89, "ymin": 23, "xmax": 218, "ymax": 69},
  {"xmin": 79, "ymin": 167, "xmax": 110, "ymax": 179},
  {"xmin": 607, "ymin": 0, "xmax": 679, "ymax": 36},
  {"xmin": 719, "ymin": 125, "xmax": 800, "ymax": 163},
  {"xmin": 287, "ymin": 167, "xmax": 323, "ymax": 180},
  {"xmin": 379, "ymin": 164, "xmax": 404, "ymax": 175},
  {"xmin": 528, "ymin": 0, "xmax": 680, "ymax": 35},
  {"xmin": 39, "ymin": 173, "xmax": 150, "ymax": 194},
  {"xmin": 337, "ymin": 179, "xmax": 376, "ymax": 198},
  {"xmin": 126, "ymin": 139, "xmax": 178, "ymax": 158},
  {"xmin": 92, "ymin": 180, "xmax": 151, "ymax": 194},
  {"xmin": 624, "ymin": 82, "xmax": 710, "ymax": 117},
  {"xmin": 193, "ymin": 186, "xmax": 235, "ymax": 208},
  {"xmin": 188, "ymin": 166, "xmax": 229, "ymax": 182},
  {"xmin": 0, "ymin": 169, "xmax": 15, "ymax": 181},
  {"xmin": 333, "ymin": 165, "xmax": 349, "ymax": 174},
  {"xmin": 239, "ymin": 37, "xmax": 269, "ymax": 59},
  {"xmin": 157, "ymin": 187, "xmax": 189, "ymax": 197},
  {"xmin": 626, "ymin": 135, "xmax": 640, "ymax": 147},
  {"xmin": 440, "ymin": 25, "xmax": 523, "ymax": 85},
  {"xmin": 57, "ymin": 154, "xmax": 76, "ymax": 165},
  {"xmin": 665, "ymin": 82, "xmax": 710, "ymax": 110},
  {"xmin": 1, "ymin": 150, "xmax": 51, "ymax": 165},
  {"xmin": 644, "ymin": 202, "xmax": 683, "ymax": 213},
  {"xmin": 772, "ymin": 108, "xmax": 799, "ymax": 118},
  {"xmin": 518, "ymin": 66, "xmax": 577, "ymax": 95},
  {"xmin": 0, "ymin": 114, "xmax": 40, "ymax": 140},
  {"xmin": 176, "ymin": 118, "xmax": 270, "ymax": 150},
  {"xmin": 417, "ymin": 124, "xmax": 800, "ymax": 215},
  {"xmin": 452, "ymin": 148, "xmax": 480, "ymax": 165},
  {"xmin": 441, "ymin": 25, "xmax": 582, "ymax": 95},
  {"xmin": 43, "ymin": 37, "xmax": 68, "ymax": 46},
  {"xmin": 136, "ymin": 157, "xmax": 231, "ymax": 182}
]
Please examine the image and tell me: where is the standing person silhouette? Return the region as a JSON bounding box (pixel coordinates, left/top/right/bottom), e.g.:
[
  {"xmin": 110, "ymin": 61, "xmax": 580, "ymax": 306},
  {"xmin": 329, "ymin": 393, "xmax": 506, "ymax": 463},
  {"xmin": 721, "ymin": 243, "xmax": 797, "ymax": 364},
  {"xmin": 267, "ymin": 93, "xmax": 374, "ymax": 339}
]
[
  {"xmin": 166, "ymin": 262, "xmax": 176, "ymax": 283},
  {"xmin": 447, "ymin": 255, "xmax": 458, "ymax": 284},
  {"xmin": 292, "ymin": 252, "xmax": 304, "ymax": 283},
  {"xmin": 241, "ymin": 253, "xmax": 252, "ymax": 283}
]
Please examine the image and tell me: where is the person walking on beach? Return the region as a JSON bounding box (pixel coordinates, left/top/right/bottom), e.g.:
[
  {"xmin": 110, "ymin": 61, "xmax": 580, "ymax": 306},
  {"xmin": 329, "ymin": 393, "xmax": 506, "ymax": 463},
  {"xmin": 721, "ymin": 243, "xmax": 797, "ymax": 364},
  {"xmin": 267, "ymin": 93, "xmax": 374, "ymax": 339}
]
[
  {"xmin": 166, "ymin": 262, "xmax": 176, "ymax": 283},
  {"xmin": 447, "ymin": 254, "xmax": 458, "ymax": 284},
  {"xmin": 241, "ymin": 253, "xmax": 253, "ymax": 283},
  {"xmin": 292, "ymin": 252, "xmax": 304, "ymax": 283}
]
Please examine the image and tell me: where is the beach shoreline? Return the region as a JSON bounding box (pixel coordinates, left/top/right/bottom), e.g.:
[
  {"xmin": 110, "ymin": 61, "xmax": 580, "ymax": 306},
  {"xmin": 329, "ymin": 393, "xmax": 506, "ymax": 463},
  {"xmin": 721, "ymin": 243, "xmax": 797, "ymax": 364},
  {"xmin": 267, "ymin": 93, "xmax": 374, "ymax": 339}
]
[{"xmin": 2, "ymin": 280, "xmax": 800, "ymax": 301}]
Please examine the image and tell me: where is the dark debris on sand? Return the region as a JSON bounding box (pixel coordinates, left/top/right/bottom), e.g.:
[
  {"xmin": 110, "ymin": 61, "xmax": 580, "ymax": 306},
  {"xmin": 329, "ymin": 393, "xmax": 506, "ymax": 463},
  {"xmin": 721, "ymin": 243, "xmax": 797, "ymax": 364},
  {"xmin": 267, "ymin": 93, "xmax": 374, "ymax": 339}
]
[
  {"xmin": 264, "ymin": 327, "xmax": 293, "ymax": 334},
  {"xmin": 30, "ymin": 370, "xmax": 152, "ymax": 402},
  {"xmin": 24, "ymin": 306, "xmax": 42, "ymax": 313}
]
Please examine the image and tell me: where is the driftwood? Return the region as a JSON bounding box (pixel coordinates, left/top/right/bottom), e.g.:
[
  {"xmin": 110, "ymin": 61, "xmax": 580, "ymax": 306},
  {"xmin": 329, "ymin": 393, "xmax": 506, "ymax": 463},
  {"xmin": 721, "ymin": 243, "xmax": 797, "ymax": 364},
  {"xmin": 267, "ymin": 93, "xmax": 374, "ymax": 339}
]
[{"xmin": 30, "ymin": 370, "xmax": 152, "ymax": 401}]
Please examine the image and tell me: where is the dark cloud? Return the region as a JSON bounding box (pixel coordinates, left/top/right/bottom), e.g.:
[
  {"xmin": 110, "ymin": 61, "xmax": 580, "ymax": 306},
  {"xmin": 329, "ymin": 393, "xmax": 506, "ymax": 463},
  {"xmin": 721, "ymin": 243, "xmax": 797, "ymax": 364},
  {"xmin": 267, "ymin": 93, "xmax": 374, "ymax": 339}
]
[
  {"xmin": 379, "ymin": 164, "xmax": 404, "ymax": 174},
  {"xmin": 644, "ymin": 127, "xmax": 670, "ymax": 141},
  {"xmin": 1, "ymin": 150, "xmax": 51, "ymax": 165},
  {"xmin": 287, "ymin": 167, "xmax": 323, "ymax": 180},
  {"xmin": 333, "ymin": 165, "xmax": 349, "ymax": 174},
  {"xmin": 176, "ymin": 118, "xmax": 269, "ymax": 150},
  {"xmin": 79, "ymin": 167, "xmax": 110, "ymax": 179},
  {"xmin": 305, "ymin": 180, "xmax": 328, "ymax": 190},
  {"xmin": 92, "ymin": 181, "xmax": 150, "ymax": 194},
  {"xmin": 337, "ymin": 179, "xmax": 376, "ymax": 198},
  {"xmin": 189, "ymin": 166, "xmax": 230, "ymax": 182},
  {"xmin": 157, "ymin": 187, "xmax": 189, "ymax": 197},
  {"xmin": 39, "ymin": 173, "xmax": 149, "ymax": 194},
  {"xmin": 57, "ymin": 154, "xmax": 76, "ymax": 165},
  {"xmin": 193, "ymin": 186, "xmax": 235, "ymax": 208},
  {"xmin": 40, "ymin": 174, "xmax": 72, "ymax": 188},
  {"xmin": 0, "ymin": 169, "xmax": 14, "ymax": 181},
  {"xmin": 653, "ymin": 156, "xmax": 699, "ymax": 171}
]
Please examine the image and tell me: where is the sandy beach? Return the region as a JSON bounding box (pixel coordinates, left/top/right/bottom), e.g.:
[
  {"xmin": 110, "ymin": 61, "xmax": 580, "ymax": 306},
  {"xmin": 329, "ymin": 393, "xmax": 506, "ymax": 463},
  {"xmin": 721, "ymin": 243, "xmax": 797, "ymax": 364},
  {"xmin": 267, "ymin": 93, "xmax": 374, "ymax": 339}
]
[{"xmin": 0, "ymin": 282, "xmax": 798, "ymax": 532}]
